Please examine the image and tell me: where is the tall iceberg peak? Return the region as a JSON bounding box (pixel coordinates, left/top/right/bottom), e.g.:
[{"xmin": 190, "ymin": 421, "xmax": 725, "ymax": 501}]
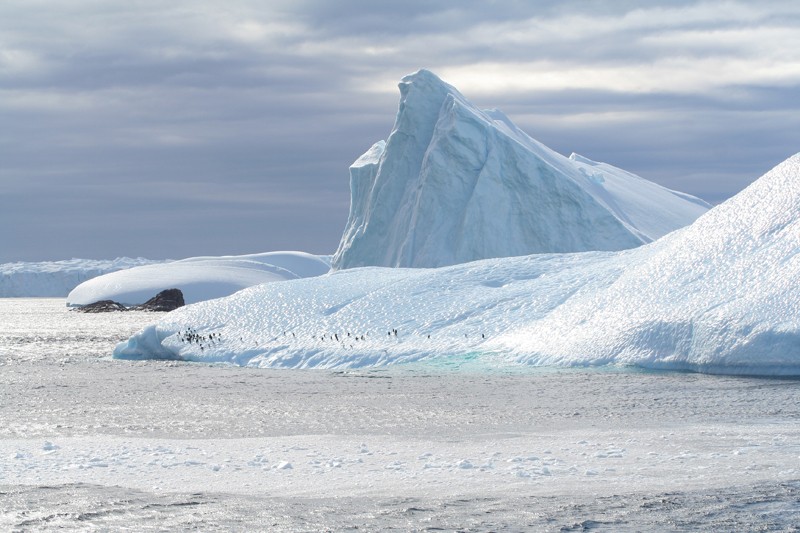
[{"xmin": 333, "ymin": 69, "xmax": 710, "ymax": 269}]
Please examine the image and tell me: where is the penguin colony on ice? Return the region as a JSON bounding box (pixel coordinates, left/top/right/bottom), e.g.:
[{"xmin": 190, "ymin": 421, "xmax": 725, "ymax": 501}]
[{"xmin": 175, "ymin": 326, "xmax": 489, "ymax": 352}]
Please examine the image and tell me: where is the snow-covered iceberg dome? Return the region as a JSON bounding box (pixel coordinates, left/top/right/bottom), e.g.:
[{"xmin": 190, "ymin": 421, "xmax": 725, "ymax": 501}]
[
  {"xmin": 333, "ymin": 69, "xmax": 710, "ymax": 269},
  {"xmin": 67, "ymin": 251, "xmax": 330, "ymax": 307},
  {"xmin": 114, "ymin": 153, "xmax": 800, "ymax": 376}
]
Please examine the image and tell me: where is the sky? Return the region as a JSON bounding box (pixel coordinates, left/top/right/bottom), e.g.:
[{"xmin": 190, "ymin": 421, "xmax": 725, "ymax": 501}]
[{"xmin": 2, "ymin": 1, "xmax": 799, "ymax": 262}]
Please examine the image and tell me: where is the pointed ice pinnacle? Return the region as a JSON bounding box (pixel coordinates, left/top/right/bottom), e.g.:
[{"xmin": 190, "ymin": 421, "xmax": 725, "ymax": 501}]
[{"xmin": 333, "ymin": 69, "xmax": 709, "ymax": 269}]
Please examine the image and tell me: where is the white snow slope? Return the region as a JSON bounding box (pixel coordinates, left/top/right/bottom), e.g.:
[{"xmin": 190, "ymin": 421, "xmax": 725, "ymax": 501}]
[
  {"xmin": 333, "ymin": 69, "xmax": 709, "ymax": 269},
  {"xmin": 0, "ymin": 257, "xmax": 164, "ymax": 297},
  {"xmin": 68, "ymin": 252, "xmax": 331, "ymax": 307},
  {"xmin": 115, "ymin": 154, "xmax": 800, "ymax": 376}
]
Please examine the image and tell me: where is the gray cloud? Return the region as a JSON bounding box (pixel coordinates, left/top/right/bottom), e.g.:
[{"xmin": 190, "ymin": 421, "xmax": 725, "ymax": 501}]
[{"xmin": 1, "ymin": 0, "xmax": 799, "ymax": 261}]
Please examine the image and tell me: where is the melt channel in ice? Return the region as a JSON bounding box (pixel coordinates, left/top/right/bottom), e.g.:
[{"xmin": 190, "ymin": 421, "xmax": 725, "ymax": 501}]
[{"xmin": 115, "ymin": 154, "xmax": 800, "ymax": 376}]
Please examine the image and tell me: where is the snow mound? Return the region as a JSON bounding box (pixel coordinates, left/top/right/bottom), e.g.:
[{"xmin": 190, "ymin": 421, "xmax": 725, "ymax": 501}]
[
  {"xmin": 333, "ymin": 69, "xmax": 709, "ymax": 269},
  {"xmin": 68, "ymin": 252, "xmax": 331, "ymax": 307},
  {"xmin": 0, "ymin": 257, "xmax": 164, "ymax": 297},
  {"xmin": 115, "ymin": 154, "xmax": 800, "ymax": 376}
]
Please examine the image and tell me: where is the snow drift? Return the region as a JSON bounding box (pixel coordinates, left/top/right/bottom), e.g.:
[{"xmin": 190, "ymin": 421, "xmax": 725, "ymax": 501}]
[
  {"xmin": 333, "ymin": 69, "xmax": 709, "ymax": 269},
  {"xmin": 0, "ymin": 257, "xmax": 164, "ymax": 297},
  {"xmin": 68, "ymin": 252, "xmax": 330, "ymax": 307},
  {"xmin": 116, "ymin": 154, "xmax": 800, "ymax": 376}
]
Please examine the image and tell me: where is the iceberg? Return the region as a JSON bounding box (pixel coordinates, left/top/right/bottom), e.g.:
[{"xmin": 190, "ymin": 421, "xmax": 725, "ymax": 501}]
[
  {"xmin": 115, "ymin": 154, "xmax": 800, "ymax": 376},
  {"xmin": 499, "ymin": 152, "xmax": 800, "ymax": 375},
  {"xmin": 333, "ymin": 69, "xmax": 709, "ymax": 269},
  {"xmin": 67, "ymin": 251, "xmax": 331, "ymax": 307},
  {"xmin": 0, "ymin": 257, "xmax": 164, "ymax": 297}
]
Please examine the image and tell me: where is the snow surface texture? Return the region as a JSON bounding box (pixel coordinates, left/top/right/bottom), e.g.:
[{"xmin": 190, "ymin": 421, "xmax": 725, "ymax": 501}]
[
  {"xmin": 0, "ymin": 257, "xmax": 164, "ymax": 297},
  {"xmin": 333, "ymin": 69, "xmax": 709, "ymax": 269},
  {"xmin": 115, "ymin": 154, "xmax": 800, "ymax": 376},
  {"xmin": 4, "ymin": 300, "xmax": 800, "ymax": 530},
  {"xmin": 68, "ymin": 252, "xmax": 331, "ymax": 307}
]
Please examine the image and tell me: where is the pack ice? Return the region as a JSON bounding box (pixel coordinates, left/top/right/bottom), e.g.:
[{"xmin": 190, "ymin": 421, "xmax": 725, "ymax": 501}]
[
  {"xmin": 333, "ymin": 69, "xmax": 709, "ymax": 269},
  {"xmin": 115, "ymin": 154, "xmax": 800, "ymax": 376},
  {"xmin": 67, "ymin": 252, "xmax": 331, "ymax": 307}
]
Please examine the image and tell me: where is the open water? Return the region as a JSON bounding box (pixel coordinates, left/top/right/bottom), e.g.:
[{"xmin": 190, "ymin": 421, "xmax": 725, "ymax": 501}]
[{"xmin": 1, "ymin": 298, "xmax": 799, "ymax": 531}]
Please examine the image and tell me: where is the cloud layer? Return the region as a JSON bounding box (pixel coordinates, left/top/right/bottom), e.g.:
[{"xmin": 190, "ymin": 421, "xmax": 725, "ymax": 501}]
[{"xmin": 2, "ymin": 0, "xmax": 799, "ymax": 261}]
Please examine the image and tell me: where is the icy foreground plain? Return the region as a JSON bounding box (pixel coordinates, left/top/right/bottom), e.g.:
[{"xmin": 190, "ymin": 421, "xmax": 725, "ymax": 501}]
[
  {"xmin": 117, "ymin": 155, "xmax": 800, "ymax": 376},
  {"xmin": 334, "ymin": 69, "xmax": 709, "ymax": 269},
  {"xmin": 2, "ymin": 299, "xmax": 800, "ymax": 530},
  {"xmin": 66, "ymin": 251, "xmax": 330, "ymax": 306}
]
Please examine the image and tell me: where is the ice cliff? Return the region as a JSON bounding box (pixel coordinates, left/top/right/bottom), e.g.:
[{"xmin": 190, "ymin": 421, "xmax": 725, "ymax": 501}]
[
  {"xmin": 115, "ymin": 154, "xmax": 800, "ymax": 376},
  {"xmin": 333, "ymin": 69, "xmax": 709, "ymax": 269}
]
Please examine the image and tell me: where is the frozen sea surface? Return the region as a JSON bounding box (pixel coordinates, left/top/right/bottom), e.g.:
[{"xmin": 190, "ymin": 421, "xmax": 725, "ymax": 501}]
[{"xmin": 1, "ymin": 299, "xmax": 799, "ymax": 531}]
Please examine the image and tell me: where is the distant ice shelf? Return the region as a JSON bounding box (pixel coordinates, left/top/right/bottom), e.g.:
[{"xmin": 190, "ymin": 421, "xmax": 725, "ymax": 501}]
[{"xmin": 0, "ymin": 257, "xmax": 165, "ymax": 298}]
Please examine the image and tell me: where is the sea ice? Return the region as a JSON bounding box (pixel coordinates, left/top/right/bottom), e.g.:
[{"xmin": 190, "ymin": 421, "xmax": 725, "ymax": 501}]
[{"xmin": 3, "ymin": 303, "xmax": 800, "ymax": 530}]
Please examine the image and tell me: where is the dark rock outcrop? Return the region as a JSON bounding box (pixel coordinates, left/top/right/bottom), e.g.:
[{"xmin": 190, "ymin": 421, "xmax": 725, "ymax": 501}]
[
  {"xmin": 73, "ymin": 289, "xmax": 185, "ymax": 313},
  {"xmin": 76, "ymin": 300, "xmax": 128, "ymax": 313},
  {"xmin": 131, "ymin": 288, "xmax": 185, "ymax": 312}
]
